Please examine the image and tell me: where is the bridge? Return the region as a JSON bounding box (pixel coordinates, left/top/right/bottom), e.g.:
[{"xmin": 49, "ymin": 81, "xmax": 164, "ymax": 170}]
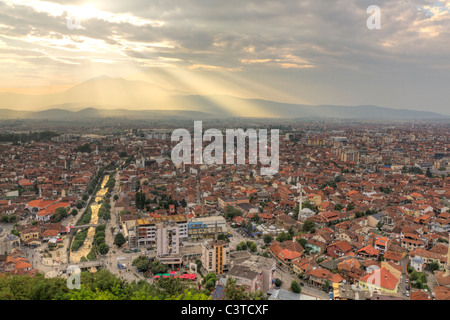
[{"xmin": 60, "ymin": 260, "xmax": 105, "ymax": 272}]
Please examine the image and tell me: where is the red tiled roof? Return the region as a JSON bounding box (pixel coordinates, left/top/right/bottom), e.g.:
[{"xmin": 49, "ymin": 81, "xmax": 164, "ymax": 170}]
[{"xmin": 360, "ymin": 267, "xmax": 398, "ymax": 290}]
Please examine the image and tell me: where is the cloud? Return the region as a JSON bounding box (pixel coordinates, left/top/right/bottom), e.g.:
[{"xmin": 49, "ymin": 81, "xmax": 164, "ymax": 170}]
[{"xmin": 0, "ymin": 0, "xmax": 449, "ymax": 113}]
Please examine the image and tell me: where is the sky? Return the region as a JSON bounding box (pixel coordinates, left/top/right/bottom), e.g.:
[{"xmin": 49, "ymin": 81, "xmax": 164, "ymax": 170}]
[{"xmin": 0, "ymin": 0, "xmax": 449, "ymax": 115}]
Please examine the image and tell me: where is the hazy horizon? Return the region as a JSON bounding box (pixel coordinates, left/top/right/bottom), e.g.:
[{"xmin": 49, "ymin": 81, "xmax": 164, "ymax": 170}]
[{"xmin": 0, "ymin": 0, "xmax": 449, "ymax": 116}]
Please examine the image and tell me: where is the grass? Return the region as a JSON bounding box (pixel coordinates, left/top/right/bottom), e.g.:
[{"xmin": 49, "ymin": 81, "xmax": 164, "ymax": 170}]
[
  {"xmin": 71, "ymin": 228, "xmax": 89, "ymax": 251},
  {"xmin": 76, "ymin": 205, "xmax": 92, "ymax": 226}
]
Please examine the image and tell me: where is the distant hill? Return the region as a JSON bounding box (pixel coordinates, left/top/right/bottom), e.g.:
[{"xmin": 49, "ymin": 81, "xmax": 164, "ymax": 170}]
[{"xmin": 0, "ymin": 76, "xmax": 447, "ymax": 120}]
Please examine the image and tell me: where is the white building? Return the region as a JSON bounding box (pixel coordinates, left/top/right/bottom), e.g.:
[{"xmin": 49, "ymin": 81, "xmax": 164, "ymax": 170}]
[
  {"xmin": 411, "ymin": 257, "xmax": 424, "ymax": 272},
  {"xmin": 156, "ymin": 222, "xmax": 179, "ymax": 257}
]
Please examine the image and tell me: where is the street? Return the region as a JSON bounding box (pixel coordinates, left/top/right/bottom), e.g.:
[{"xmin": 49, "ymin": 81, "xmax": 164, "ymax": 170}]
[{"xmin": 275, "ymin": 265, "xmax": 328, "ymax": 300}]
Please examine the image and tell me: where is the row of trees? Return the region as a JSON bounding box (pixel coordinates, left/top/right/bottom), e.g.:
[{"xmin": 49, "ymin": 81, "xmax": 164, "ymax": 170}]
[
  {"xmin": 0, "ymin": 269, "xmax": 210, "ymax": 300},
  {"xmin": 98, "ymin": 202, "xmax": 111, "ymax": 221},
  {"xmin": 0, "ymin": 214, "xmax": 17, "ymax": 223},
  {"xmin": 71, "ymin": 228, "xmax": 89, "ymax": 252},
  {"xmin": 0, "ymin": 131, "xmax": 59, "ymax": 143},
  {"xmin": 235, "ymin": 241, "xmax": 257, "ymax": 253},
  {"xmin": 135, "ymin": 190, "xmax": 147, "ymax": 210},
  {"xmin": 76, "ymin": 205, "xmax": 92, "ymax": 226},
  {"xmin": 132, "ymin": 256, "xmax": 169, "ymax": 276},
  {"xmin": 86, "ymin": 225, "xmax": 109, "ymax": 260}
]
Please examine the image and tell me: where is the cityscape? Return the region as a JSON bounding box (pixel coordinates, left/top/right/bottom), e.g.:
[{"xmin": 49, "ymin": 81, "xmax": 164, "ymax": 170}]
[{"xmin": 0, "ymin": 0, "xmax": 450, "ymax": 309}]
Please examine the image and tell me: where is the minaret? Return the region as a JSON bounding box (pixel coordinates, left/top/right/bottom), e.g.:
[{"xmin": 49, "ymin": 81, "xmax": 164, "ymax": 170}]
[
  {"xmin": 297, "ymin": 182, "xmax": 303, "ymax": 221},
  {"xmin": 446, "ymin": 233, "xmax": 450, "ymax": 277}
]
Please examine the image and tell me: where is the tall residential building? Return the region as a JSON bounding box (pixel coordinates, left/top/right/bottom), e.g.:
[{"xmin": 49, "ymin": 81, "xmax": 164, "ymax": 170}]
[
  {"xmin": 202, "ymin": 240, "xmax": 230, "ymax": 275},
  {"xmin": 156, "ymin": 222, "xmax": 179, "ymax": 257},
  {"xmin": 136, "ymin": 215, "xmax": 187, "ymax": 249}
]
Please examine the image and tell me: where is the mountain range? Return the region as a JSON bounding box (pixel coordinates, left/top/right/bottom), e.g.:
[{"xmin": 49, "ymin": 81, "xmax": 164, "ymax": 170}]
[{"xmin": 0, "ymin": 76, "xmax": 447, "ymax": 120}]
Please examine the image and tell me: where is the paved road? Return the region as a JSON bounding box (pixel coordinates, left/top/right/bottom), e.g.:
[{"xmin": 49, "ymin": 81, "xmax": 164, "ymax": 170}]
[
  {"xmin": 276, "ymin": 265, "xmax": 328, "ymax": 300},
  {"xmin": 398, "ymin": 256, "xmax": 410, "ymax": 299}
]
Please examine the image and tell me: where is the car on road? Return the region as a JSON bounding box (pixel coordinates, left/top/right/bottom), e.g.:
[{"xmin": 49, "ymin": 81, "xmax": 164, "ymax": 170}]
[{"xmin": 405, "ymin": 278, "xmax": 409, "ymax": 283}]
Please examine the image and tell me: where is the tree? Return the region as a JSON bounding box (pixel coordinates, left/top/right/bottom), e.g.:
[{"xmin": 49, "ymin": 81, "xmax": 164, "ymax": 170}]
[
  {"xmin": 75, "ymin": 143, "xmax": 92, "ymax": 153},
  {"xmin": 132, "ymin": 255, "xmax": 152, "ymax": 272},
  {"xmin": 429, "ymin": 261, "xmax": 440, "ymax": 271},
  {"xmin": 98, "ymin": 242, "xmax": 109, "ymax": 255},
  {"xmin": 114, "ymin": 232, "xmax": 126, "ymax": 248},
  {"xmin": 322, "ymin": 279, "xmax": 330, "ymax": 292},
  {"xmin": 346, "ymin": 202, "xmax": 356, "ymax": 211},
  {"xmin": 150, "ymin": 260, "xmax": 169, "ymax": 275},
  {"xmin": 51, "ymin": 207, "xmax": 68, "ymax": 223},
  {"xmin": 202, "ymin": 273, "xmax": 218, "ymax": 291},
  {"xmin": 302, "ymin": 220, "xmax": 316, "ymax": 233},
  {"xmin": 224, "ymin": 277, "xmax": 251, "ymax": 300},
  {"xmin": 224, "ymin": 205, "xmax": 242, "ymax": 220},
  {"xmin": 195, "ymin": 259, "xmax": 203, "ymax": 271},
  {"xmin": 426, "ymin": 167, "xmax": 433, "ymax": 178},
  {"xmin": 10, "ymin": 229, "xmax": 20, "ymax": 237},
  {"xmin": 297, "ymin": 238, "xmax": 307, "ymax": 249},
  {"xmin": 274, "ymin": 278, "xmax": 282, "ymax": 287},
  {"xmin": 248, "ymin": 242, "xmax": 257, "ymax": 253},
  {"xmin": 236, "ymin": 241, "xmax": 247, "ymax": 251},
  {"xmin": 276, "ymin": 232, "xmax": 293, "ymax": 242},
  {"xmin": 135, "ymin": 191, "xmax": 146, "ymax": 210},
  {"xmin": 70, "ymin": 209, "xmax": 78, "ymax": 216},
  {"xmin": 290, "ymin": 280, "xmax": 302, "ymax": 294},
  {"xmin": 376, "ymin": 221, "xmax": 384, "ymax": 231},
  {"xmin": 263, "ymin": 234, "xmax": 273, "ymax": 245}
]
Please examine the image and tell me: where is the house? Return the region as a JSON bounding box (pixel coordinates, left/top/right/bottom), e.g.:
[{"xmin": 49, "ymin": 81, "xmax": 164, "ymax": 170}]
[
  {"xmin": 411, "ymin": 257, "xmax": 425, "ymax": 272},
  {"xmin": 269, "ymin": 241, "xmax": 304, "ymax": 268},
  {"xmin": 337, "ymin": 259, "xmax": 365, "ymax": 284},
  {"xmin": 305, "ymin": 239, "xmax": 327, "ymax": 254},
  {"xmin": 356, "ymin": 245, "xmax": 380, "ymax": 259},
  {"xmin": 367, "ymin": 212, "xmax": 385, "ymax": 228},
  {"xmin": 276, "ymin": 214, "xmax": 298, "ymax": 229},
  {"xmin": 41, "ymin": 229, "xmax": 60, "ymax": 243},
  {"xmin": 374, "ymin": 236, "xmax": 390, "ymax": 254},
  {"xmin": 359, "ymin": 267, "xmax": 399, "ymax": 294},
  {"xmin": 383, "ymin": 250, "xmax": 404, "ymax": 265},
  {"xmin": 326, "ymin": 240, "xmax": 353, "ymax": 258},
  {"xmin": 401, "ymin": 234, "xmax": 426, "ymax": 251},
  {"xmin": 409, "ymin": 248, "xmax": 445, "ymax": 269},
  {"xmin": 434, "ymin": 286, "xmax": 450, "ymax": 300},
  {"xmin": 305, "ymin": 268, "xmax": 344, "ymax": 288},
  {"xmin": 20, "ymin": 227, "xmax": 41, "ymax": 245},
  {"xmin": 292, "ymin": 257, "xmax": 317, "ymax": 275}
]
